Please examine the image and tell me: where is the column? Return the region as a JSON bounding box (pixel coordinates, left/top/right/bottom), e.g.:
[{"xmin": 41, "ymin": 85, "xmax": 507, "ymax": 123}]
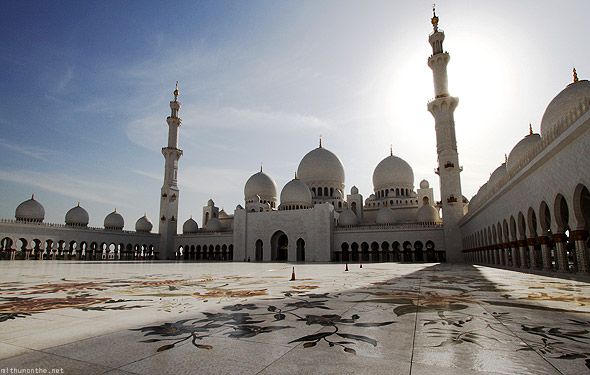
[
  {"xmin": 518, "ymin": 240, "xmax": 528, "ymax": 269},
  {"xmin": 553, "ymin": 233, "xmax": 568, "ymax": 272},
  {"xmin": 571, "ymin": 230, "xmax": 589, "ymax": 273},
  {"xmin": 527, "ymin": 238, "xmax": 538, "ymax": 269},
  {"xmin": 539, "ymin": 236, "xmax": 552, "ymax": 270}
]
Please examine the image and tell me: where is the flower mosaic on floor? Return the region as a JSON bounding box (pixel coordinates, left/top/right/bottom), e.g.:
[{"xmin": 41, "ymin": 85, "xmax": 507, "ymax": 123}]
[
  {"xmin": 0, "ymin": 263, "xmax": 589, "ymax": 373},
  {"xmin": 133, "ymin": 293, "xmax": 396, "ymax": 355}
]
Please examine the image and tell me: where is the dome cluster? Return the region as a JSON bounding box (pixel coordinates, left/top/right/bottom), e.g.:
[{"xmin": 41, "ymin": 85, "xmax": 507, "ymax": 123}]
[
  {"xmin": 470, "ymin": 72, "xmax": 589, "ymax": 211},
  {"xmin": 243, "ymin": 142, "xmax": 424, "ymax": 214},
  {"xmin": 13, "ymin": 195, "xmax": 154, "ymax": 232},
  {"xmin": 244, "ymin": 142, "xmax": 346, "ymax": 211}
]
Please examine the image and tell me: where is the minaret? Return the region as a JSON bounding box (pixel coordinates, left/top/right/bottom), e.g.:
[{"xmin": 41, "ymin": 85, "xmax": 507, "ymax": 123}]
[
  {"xmin": 426, "ymin": 7, "xmax": 464, "ymax": 262},
  {"xmin": 159, "ymin": 82, "xmax": 183, "ymax": 260}
]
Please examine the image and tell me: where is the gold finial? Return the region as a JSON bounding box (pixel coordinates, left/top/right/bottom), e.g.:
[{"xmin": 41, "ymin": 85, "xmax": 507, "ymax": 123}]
[
  {"xmin": 573, "ymin": 67, "xmax": 579, "ymax": 83},
  {"xmin": 294, "ymin": 171, "xmax": 298, "ymax": 179},
  {"xmin": 319, "ymin": 135, "xmax": 323, "ymax": 148},
  {"xmin": 390, "ymin": 144, "xmax": 393, "ymax": 156},
  {"xmin": 31, "ymin": 193, "xmax": 35, "ymax": 200},
  {"xmin": 431, "ymin": 3, "xmax": 439, "ymax": 31},
  {"xmin": 504, "ymin": 154, "xmax": 508, "ymax": 163},
  {"xmin": 173, "ymin": 81, "xmax": 179, "ymax": 101},
  {"xmin": 260, "ymin": 163, "xmax": 263, "ymax": 172},
  {"xmin": 529, "ymin": 123, "xmax": 533, "ymax": 135}
]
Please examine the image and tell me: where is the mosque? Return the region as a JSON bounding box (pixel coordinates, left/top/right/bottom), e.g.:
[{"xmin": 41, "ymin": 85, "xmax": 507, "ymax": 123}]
[{"xmin": 1, "ymin": 10, "xmax": 589, "ymax": 276}]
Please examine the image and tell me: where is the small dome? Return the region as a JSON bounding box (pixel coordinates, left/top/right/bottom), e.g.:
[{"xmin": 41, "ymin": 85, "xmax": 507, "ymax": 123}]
[
  {"xmin": 65, "ymin": 203, "xmax": 89, "ymax": 227},
  {"xmin": 297, "ymin": 146, "xmax": 345, "ymax": 188},
  {"xmin": 206, "ymin": 217, "xmax": 222, "ymax": 231},
  {"xmin": 183, "ymin": 217, "xmax": 199, "ymax": 233},
  {"xmin": 135, "ymin": 214, "xmax": 153, "ymax": 232},
  {"xmin": 207, "ymin": 199, "xmax": 215, "ymax": 207},
  {"xmin": 417, "ymin": 204, "xmax": 440, "ymax": 223},
  {"xmin": 373, "ymin": 154, "xmax": 414, "ymax": 191},
  {"xmin": 470, "ymin": 183, "xmax": 488, "ymax": 207},
  {"xmin": 488, "ymin": 163, "xmax": 507, "ymax": 188},
  {"xmin": 350, "ymin": 186, "xmax": 359, "ymax": 195},
  {"xmin": 236, "ymin": 204, "xmax": 244, "ymax": 210},
  {"xmin": 419, "ymin": 179, "xmax": 430, "ymax": 189},
  {"xmin": 338, "ymin": 209, "xmax": 359, "ymax": 226},
  {"xmin": 375, "ymin": 207, "xmax": 396, "ymax": 225},
  {"xmin": 244, "ymin": 170, "xmax": 277, "ymax": 202},
  {"xmin": 104, "ymin": 210, "xmax": 124, "ymax": 230},
  {"xmin": 280, "ymin": 177, "xmax": 312, "ymax": 207},
  {"xmin": 506, "ymin": 132, "xmax": 541, "ymax": 172},
  {"xmin": 15, "ymin": 195, "xmax": 45, "ymax": 222},
  {"xmin": 541, "ymin": 79, "xmax": 590, "ymax": 136}
]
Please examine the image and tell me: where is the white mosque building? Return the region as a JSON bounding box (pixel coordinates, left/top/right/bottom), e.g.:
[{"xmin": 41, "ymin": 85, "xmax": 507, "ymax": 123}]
[{"xmin": 1, "ymin": 11, "xmax": 589, "ymax": 276}]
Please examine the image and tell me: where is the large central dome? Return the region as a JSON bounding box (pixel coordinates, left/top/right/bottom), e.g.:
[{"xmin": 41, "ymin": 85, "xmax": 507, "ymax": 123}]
[
  {"xmin": 297, "ymin": 145, "xmax": 345, "ymax": 188},
  {"xmin": 372, "ymin": 154, "xmax": 414, "ymax": 191}
]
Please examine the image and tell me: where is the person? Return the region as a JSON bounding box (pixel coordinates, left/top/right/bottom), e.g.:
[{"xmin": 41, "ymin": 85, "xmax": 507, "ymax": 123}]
[{"xmin": 247, "ymin": 256, "xmax": 251, "ymax": 262}]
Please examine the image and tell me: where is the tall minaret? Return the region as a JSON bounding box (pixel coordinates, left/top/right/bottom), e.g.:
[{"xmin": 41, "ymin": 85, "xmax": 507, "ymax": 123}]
[
  {"xmin": 426, "ymin": 7, "xmax": 464, "ymax": 262},
  {"xmin": 159, "ymin": 82, "xmax": 183, "ymax": 260}
]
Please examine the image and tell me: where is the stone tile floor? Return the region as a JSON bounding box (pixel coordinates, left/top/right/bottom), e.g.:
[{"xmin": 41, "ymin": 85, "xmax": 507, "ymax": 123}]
[{"xmin": 0, "ymin": 261, "xmax": 589, "ymax": 374}]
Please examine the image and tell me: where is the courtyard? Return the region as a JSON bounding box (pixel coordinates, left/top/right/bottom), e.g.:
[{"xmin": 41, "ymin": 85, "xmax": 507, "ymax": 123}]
[{"xmin": 0, "ymin": 262, "xmax": 588, "ymax": 374}]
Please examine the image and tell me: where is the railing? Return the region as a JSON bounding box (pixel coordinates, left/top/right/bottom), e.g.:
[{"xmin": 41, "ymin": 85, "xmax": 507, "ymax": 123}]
[
  {"xmin": 0, "ymin": 218, "xmax": 154, "ymax": 235},
  {"xmin": 335, "ymin": 222, "xmax": 444, "ymax": 232}
]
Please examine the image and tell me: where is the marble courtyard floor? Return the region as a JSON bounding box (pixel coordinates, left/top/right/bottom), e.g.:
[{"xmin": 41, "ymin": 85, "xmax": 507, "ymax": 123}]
[{"xmin": 0, "ymin": 262, "xmax": 589, "ymax": 375}]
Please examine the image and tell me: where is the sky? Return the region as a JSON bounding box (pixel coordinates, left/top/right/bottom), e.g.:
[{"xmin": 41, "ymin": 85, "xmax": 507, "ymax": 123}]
[{"xmin": 0, "ymin": 0, "xmax": 588, "ymax": 229}]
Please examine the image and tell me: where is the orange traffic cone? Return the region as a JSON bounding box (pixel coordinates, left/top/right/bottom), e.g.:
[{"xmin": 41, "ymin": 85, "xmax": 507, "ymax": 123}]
[
  {"xmin": 345, "ymin": 263, "xmax": 349, "ymax": 271},
  {"xmin": 290, "ymin": 267, "xmax": 296, "ymax": 281}
]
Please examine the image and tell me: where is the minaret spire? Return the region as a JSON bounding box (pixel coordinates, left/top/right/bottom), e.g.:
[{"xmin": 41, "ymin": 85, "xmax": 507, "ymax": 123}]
[
  {"xmin": 431, "ymin": 3, "xmax": 439, "ymax": 32},
  {"xmin": 159, "ymin": 81, "xmax": 183, "ymax": 260},
  {"xmin": 427, "ymin": 7, "xmax": 464, "ymax": 263}
]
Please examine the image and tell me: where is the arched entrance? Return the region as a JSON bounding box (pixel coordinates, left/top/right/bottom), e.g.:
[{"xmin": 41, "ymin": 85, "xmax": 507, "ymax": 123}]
[
  {"xmin": 255, "ymin": 239, "xmax": 263, "ymax": 261},
  {"xmin": 271, "ymin": 231, "xmax": 288, "ymax": 261},
  {"xmin": 296, "ymin": 238, "xmax": 305, "ymax": 262},
  {"xmin": 414, "ymin": 241, "xmax": 424, "ymax": 262}
]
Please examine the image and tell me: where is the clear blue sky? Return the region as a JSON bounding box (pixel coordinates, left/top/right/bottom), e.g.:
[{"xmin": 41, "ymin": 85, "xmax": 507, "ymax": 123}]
[{"xmin": 0, "ymin": 0, "xmax": 588, "ymax": 229}]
